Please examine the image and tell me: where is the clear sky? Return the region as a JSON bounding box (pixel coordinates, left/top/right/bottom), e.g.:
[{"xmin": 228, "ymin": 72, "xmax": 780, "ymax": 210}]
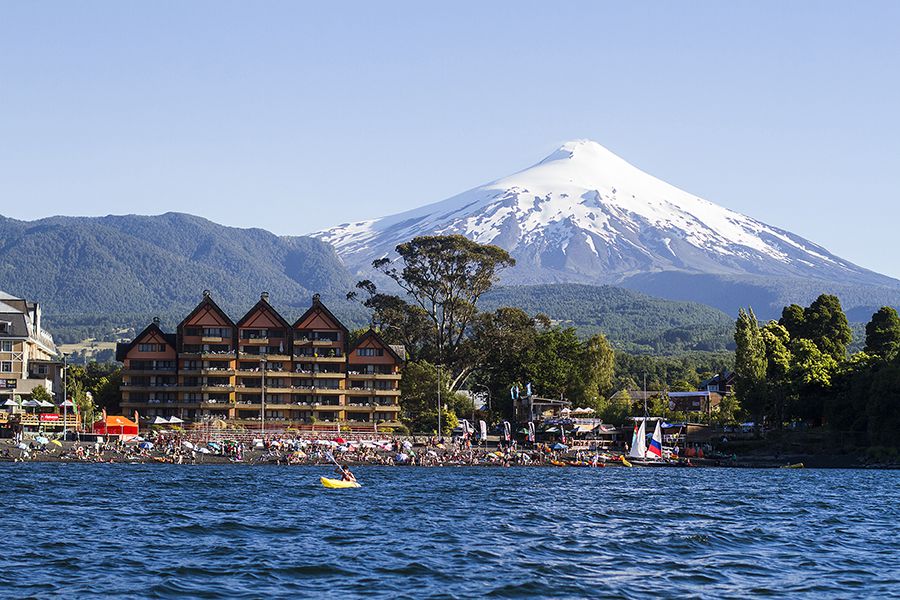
[{"xmin": 1, "ymin": 1, "xmax": 898, "ymax": 277}]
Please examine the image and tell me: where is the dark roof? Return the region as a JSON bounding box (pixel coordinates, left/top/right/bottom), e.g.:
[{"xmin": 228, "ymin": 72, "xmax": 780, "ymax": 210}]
[
  {"xmin": 351, "ymin": 328, "xmax": 402, "ymax": 362},
  {"xmin": 292, "ymin": 295, "xmax": 348, "ymax": 334},
  {"xmin": 0, "ymin": 311, "xmax": 30, "ymax": 338},
  {"xmin": 236, "ymin": 296, "xmax": 291, "ymax": 329},
  {"xmin": 177, "ymin": 292, "xmax": 235, "ymax": 331},
  {"xmin": 115, "ymin": 322, "xmax": 176, "ymax": 361}
]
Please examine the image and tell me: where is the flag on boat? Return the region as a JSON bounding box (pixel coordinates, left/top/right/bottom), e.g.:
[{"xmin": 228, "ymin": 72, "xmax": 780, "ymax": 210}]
[
  {"xmin": 647, "ymin": 420, "xmax": 663, "ymax": 458},
  {"xmin": 629, "ymin": 419, "xmax": 647, "ymax": 459}
]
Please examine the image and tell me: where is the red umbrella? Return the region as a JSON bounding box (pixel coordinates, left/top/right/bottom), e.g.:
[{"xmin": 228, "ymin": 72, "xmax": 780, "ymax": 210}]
[{"xmin": 334, "ymin": 437, "xmax": 346, "ymax": 444}]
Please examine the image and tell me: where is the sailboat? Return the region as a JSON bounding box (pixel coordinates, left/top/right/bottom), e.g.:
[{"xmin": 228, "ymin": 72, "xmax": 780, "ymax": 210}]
[{"xmin": 624, "ymin": 418, "xmax": 668, "ymax": 466}]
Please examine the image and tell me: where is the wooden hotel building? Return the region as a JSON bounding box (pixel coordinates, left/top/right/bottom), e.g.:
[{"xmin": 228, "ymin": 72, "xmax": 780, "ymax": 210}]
[{"xmin": 117, "ymin": 292, "xmax": 402, "ymax": 430}]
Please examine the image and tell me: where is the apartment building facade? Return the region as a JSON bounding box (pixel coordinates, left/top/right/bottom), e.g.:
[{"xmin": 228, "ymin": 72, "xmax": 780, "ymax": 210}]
[
  {"xmin": 0, "ymin": 291, "xmax": 62, "ymax": 403},
  {"xmin": 117, "ymin": 292, "xmax": 403, "ymax": 429}
]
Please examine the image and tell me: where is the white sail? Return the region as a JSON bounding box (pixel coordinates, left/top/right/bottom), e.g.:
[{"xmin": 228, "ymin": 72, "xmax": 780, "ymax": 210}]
[
  {"xmin": 647, "ymin": 420, "xmax": 663, "ymax": 459},
  {"xmin": 629, "ymin": 419, "xmax": 647, "ymax": 458}
]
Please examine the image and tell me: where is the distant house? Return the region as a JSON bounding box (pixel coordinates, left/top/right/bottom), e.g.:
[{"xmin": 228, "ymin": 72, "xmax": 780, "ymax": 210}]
[
  {"xmin": 610, "ymin": 388, "xmax": 722, "ymax": 416},
  {"xmin": 700, "ymin": 370, "xmax": 735, "ymax": 395}
]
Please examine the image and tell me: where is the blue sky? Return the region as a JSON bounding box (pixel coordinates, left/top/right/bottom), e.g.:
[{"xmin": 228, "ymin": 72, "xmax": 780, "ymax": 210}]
[{"xmin": 1, "ymin": 1, "xmax": 898, "ymax": 278}]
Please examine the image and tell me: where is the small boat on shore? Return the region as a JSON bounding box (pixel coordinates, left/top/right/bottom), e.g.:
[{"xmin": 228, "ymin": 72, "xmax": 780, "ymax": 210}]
[
  {"xmin": 321, "ymin": 476, "xmax": 361, "ymax": 489},
  {"xmin": 781, "ymin": 462, "xmax": 805, "ymax": 469}
]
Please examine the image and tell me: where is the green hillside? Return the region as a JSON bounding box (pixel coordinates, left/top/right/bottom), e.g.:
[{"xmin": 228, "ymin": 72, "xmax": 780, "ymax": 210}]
[
  {"xmin": 0, "ymin": 213, "xmax": 366, "ymax": 340},
  {"xmin": 482, "ymin": 284, "xmax": 736, "ymax": 354}
]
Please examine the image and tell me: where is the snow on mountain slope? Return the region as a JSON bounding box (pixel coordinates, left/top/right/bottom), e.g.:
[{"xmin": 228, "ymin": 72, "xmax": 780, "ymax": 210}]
[{"xmin": 314, "ymin": 140, "xmax": 896, "ymax": 287}]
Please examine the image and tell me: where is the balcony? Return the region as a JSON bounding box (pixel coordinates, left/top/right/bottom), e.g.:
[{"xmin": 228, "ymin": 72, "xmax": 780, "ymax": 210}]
[
  {"xmin": 294, "ymin": 354, "xmax": 345, "ymax": 363},
  {"xmin": 201, "ymin": 336, "xmax": 225, "ymax": 343},
  {"xmin": 374, "ymin": 373, "xmax": 401, "ymax": 380}
]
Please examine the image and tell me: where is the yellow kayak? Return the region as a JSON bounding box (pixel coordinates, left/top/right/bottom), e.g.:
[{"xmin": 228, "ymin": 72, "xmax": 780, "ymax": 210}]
[
  {"xmin": 621, "ymin": 456, "xmax": 633, "ymax": 467},
  {"xmin": 781, "ymin": 463, "xmax": 805, "ymax": 469},
  {"xmin": 320, "ymin": 476, "xmax": 361, "ymax": 489}
]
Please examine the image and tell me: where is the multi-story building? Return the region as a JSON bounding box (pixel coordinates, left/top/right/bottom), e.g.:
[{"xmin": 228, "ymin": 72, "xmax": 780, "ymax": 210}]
[
  {"xmin": 0, "ymin": 290, "xmax": 62, "ymax": 403},
  {"xmin": 117, "ymin": 292, "xmax": 403, "ymax": 430}
]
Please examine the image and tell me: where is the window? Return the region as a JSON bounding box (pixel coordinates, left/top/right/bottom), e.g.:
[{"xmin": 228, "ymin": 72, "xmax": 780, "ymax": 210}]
[
  {"xmin": 1, "ymin": 361, "xmax": 12, "ymax": 373},
  {"xmin": 203, "ymin": 327, "xmax": 230, "ymax": 338},
  {"xmin": 138, "ymin": 343, "xmax": 165, "ymax": 353},
  {"xmin": 0, "ymin": 341, "xmax": 11, "ymax": 352},
  {"xmin": 184, "ymin": 327, "xmax": 201, "ymax": 336},
  {"xmin": 357, "ymin": 348, "xmax": 383, "ymax": 357},
  {"xmin": 0, "ymin": 322, "xmax": 8, "ymax": 333}
]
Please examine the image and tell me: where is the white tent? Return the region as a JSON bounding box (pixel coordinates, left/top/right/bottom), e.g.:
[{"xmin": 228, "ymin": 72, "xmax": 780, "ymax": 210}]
[
  {"xmin": 151, "ymin": 416, "xmax": 170, "ymax": 425},
  {"xmin": 38, "ymin": 400, "xmax": 55, "ymax": 408},
  {"xmin": 167, "ymin": 416, "xmax": 184, "ymax": 424},
  {"xmin": 22, "ymin": 399, "xmax": 40, "ymax": 408},
  {"xmin": 60, "ymin": 399, "xmax": 75, "ymax": 408},
  {"xmin": 2, "ymin": 399, "xmax": 18, "ymax": 407}
]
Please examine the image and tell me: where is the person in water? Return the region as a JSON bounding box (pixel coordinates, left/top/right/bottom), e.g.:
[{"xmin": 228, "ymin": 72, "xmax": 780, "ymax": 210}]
[{"xmin": 336, "ymin": 465, "xmax": 357, "ymax": 482}]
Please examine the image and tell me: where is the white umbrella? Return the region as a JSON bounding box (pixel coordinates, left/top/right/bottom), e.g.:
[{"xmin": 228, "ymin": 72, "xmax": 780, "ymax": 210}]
[
  {"xmin": 182, "ymin": 441, "xmax": 194, "ymax": 450},
  {"xmin": 198, "ymin": 447, "xmax": 210, "ymax": 454},
  {"xmin": 16, "ymin": 442, "xmax": 28, "ymax": 450},
  {"xmin": 168, "ymin": 416, "xmax": 184, "ymax": 424},
  {"xmin": 35, "ymin": 436, "xmax": 50, "ymax": 445}
]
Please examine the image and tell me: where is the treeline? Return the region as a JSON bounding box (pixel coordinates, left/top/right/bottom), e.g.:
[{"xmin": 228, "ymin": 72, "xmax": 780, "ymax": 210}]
[
  {"xmin": 734, "ymin": 294, "xmax": 900, "ymax": 447},
  {"xmin": 481, "ymin": 283, "xmax": 735, "ymax": 354}
]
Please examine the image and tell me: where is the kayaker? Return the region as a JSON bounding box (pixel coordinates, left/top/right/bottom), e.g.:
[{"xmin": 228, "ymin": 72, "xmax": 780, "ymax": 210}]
[{"xmin": 336, "ymin": 465, "xmax": 357, "ymax": 483}]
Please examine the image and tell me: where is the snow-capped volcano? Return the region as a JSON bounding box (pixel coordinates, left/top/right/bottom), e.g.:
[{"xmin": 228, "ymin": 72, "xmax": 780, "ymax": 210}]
[{"xmin": 315, "ymin": 140, "xmax": 895, "ymax": 289}]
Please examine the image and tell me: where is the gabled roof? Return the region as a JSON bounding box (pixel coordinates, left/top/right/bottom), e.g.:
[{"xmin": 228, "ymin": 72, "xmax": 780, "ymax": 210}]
[
  {"xmin": 292, "ymin": 294, "xmax": 348, "ymax": 335},
  {"xmin": 177, "ymin": 291, "xmax": 235, "ymax": 330},
  {"xmin": 236, "ymin": 295, "xmax": 291, "ymax": 329},
  {"xmin": 350, "ymin": 328, "xmax": 403, "ymax": 362},
  {"xmin": 115, "ymin": 322, "xmax": 177, "ymax": 361}
]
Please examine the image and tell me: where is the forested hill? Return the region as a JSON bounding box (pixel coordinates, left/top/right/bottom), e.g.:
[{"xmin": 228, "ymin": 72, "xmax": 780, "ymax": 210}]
[
  {"xmin": 0, "ymin": 213, "xmax": 355, "ymax": 321},
  {"xmin": 481, "ymin": 284, "xmax": 736, "ymax": 354}
]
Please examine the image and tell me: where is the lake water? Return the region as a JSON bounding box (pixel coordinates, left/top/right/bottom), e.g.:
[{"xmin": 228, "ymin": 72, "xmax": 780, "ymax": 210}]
[{"xmin": 1, "ymin": 464, "xmax": 897, "ymax": 598}]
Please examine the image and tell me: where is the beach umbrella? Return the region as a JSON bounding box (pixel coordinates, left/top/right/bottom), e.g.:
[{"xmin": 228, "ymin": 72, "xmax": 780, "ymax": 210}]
[
  {"xmin": 35, "ymin": 436, "xmax": 50, "ymax": 445},
  {"xmin": 182, "ymin": 441, "xmax": 194, "ymax": 450},
  {"xmin": 426, "ymin": 450, "xmax": 438, "ymax": 457},
  {"xmin": 198, "ymin": 447, "xmax": 210, "ymax": 454},
  {"xmin": 401, "ymin": 440, "xmax": 413, "ymax": 450},
  {"xmin": 334, "ymin": 437, "xmax": 346, "ymax": 444},
  {"xmin": 551, "ymin": 442, "xmax": 568, "ymax": 451},
  {"xmin": 395, "ymin": 453, "xmax": 409, "ymax": 463},
  {"xmin": 139, "ymin": 442, "xmax": 154, "ymax": 450},
  {"xmin": 51, "ymin": 439, "xmax": 62, "ymax": 447},
  {"xmin": 207, "ymin": 442, "xmax": 221, "ymax": 450},
  {"xmin": 16, "ymin": 442, "xmax": 28, "ymax": 450}
]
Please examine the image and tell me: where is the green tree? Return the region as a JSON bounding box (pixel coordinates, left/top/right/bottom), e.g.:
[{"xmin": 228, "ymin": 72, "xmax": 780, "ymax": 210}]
[
  {"xmin": 864, "ymin": 306, "xmax": 900, "ymax": 358},
  {"xmin": 29, "ymin": 386, "xmax": 54, "ymax": 402},
  {"xmin": 789, "ymin": 338, "xmax": 837, "ymax": 425},
  {"xmin": 802, "ymin": 294, "xmax": 852, "ymax": 361},
  {"xmin": 734, "ymin": 308, "xmax": 766, "ymax": 428},
  {"xmin": 350, "ymin": 235, "xmax": 515, "ymax": 389},
  {"xmin": 779, "ymin": 304, "xmax": 806, "ymax": 339},
  {"xmin": 573, "ymin": 333, "xmax": 615, "ymax": 408},
  {"xmin": 761, "ymin": 321, "xmax": 793, "ymax": 427},
  {"xmin": 399, "ymin": 360, "xmax": 466, "ymax": 434}
]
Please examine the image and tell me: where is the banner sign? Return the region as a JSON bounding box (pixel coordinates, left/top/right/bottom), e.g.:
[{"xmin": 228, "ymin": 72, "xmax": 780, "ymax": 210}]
[
  {"xmin": 40, "ymin": 414, "xmax": 60, "ymax": 421},
  {"xmin": 479, "ymin": 419, "xmax": 487, "ymax": 441},
  {"xmin": 0, "ymin": 379, "xmax": 16, "ymax": 389}
]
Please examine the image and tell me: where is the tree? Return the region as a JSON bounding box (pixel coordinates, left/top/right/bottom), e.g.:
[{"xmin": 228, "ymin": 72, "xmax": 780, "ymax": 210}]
[
  {"xmin": 779, "ymin": 304, "xmax": 806, "ymax": 339},
  {"xmin": 789, "ymin": 338, "xmax": 837, "ymax": 425},
  {"xmin": 761, "ymin": 322, "xmax": 793, "ymax": 427},
  {"xmin": 577, "ymin": 333, "xmax": 615, "ymax": 405},
  {"xmin": 350, "ymin": 235, "xmax": 514, "ymax": 389},
  {"xmin": 802, "ymin": 294, "xmax": 852, "ymax": 361},
  {"xmin": 734, "ymin": 308, "xmax": 766, "ymax": 428},
  {"xmin": 864, "ymin": 306, "xmax": 900, "ymax": 358},
  {"xmin": 29, "ymin": 386, "xmax": 54, "ymax": 402},
  {"xmin": 399, "ymin": 360, "xmax": 466, "ymax": 434}
]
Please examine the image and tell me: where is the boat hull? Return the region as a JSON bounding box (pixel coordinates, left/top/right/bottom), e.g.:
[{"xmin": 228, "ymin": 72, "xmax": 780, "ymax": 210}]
[{"xmin": 321, "ymin": 476, "xmax": 361, "ymax": 489}]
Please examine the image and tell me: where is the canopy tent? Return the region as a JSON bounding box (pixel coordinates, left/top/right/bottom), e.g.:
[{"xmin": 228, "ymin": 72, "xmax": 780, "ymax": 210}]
[
  {"xmin": 167, "ymin": 416, "xmax": 184, "ymax": 424},
  {"xmin": 150, "ymin": 416, "xmax": 170, "ymax": 425},
  {"xmin": 2, "ymin": 399, "xmax": 18, "ymax": 407},
  {"xmin": 38, "ymin": 400, "xmax": 55, "ymax": 408},
  {"xmin": 60, "ymin": 399, "xmax": 75, "ymax": 408},
  {"xmin": 93, "ymin": 415, "xmax": 139, "ymax": 439}
]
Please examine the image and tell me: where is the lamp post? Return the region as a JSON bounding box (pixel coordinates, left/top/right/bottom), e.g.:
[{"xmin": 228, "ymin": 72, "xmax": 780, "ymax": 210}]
[
  {"xmin": 62, "ymin": 353, "xmax": 68, "ymax": 438},
  {"xmin": 260, "ymin": 356, "xmax": 267, "ymax": 439}
]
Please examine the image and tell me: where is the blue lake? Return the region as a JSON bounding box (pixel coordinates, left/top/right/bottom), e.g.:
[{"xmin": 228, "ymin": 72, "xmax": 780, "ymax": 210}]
[{"xmin": 1, "ymin": 464, "xmax": 897, "ymax": 598}]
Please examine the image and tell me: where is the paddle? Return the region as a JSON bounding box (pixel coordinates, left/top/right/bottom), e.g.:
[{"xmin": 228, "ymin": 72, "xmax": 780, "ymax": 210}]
[{"xmin": 325, "ymin": 451, "xmax": 359, "ymax": 484}]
